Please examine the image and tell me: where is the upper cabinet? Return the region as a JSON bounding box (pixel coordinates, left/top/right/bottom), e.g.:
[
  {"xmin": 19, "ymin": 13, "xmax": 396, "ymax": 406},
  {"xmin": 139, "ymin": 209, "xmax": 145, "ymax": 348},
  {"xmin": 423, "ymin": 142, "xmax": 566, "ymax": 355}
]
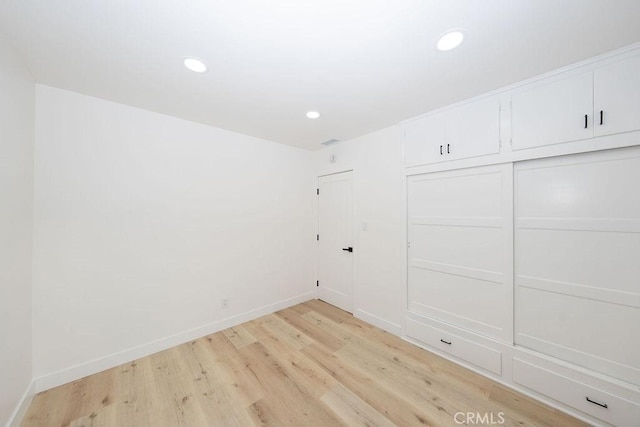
[
  {"xmin": 594, "ymin": 54, "xmax": 640, "ymax": 138},
  {"xmin": 511, "ymin": 72, "xmax": 594, "ymax": 151},
  {"xmin": 511, "ymin": 53, "xmax": 640, "ymax": 151},
  {"xmin": 403, "ymin": 49, "xmax": 640, "ymax": 172},
  {"xmin": 403, "ymin": 96, "xmax": 500, "ymax": 167}
]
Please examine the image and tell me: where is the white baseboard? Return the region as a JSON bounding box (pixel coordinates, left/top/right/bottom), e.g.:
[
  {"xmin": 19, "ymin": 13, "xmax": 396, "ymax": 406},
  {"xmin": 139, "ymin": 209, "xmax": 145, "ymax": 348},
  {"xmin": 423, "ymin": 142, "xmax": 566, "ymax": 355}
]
[
  {"xmin": 6, "ymin": 379, "xmax": 35, "ymax": 427},
  {"xmin": 34, "ymin": 291, "xmax": 316, "ymax": 393},
  {"xmin": 355, "ymin": 308, "xmax": 402, "ymax": 336}
]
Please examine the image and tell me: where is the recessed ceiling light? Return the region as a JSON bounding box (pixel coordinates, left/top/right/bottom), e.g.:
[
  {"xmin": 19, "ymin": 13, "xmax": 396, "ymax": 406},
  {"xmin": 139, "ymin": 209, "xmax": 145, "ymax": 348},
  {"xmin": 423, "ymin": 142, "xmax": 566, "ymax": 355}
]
[
  {"xmin": 306, "ymin": 111, "xmax": 320, "ymax": 119},
  {"xmin": 437, "ymin": 30, "xmax": 464, "ymax": 51},
  {"xmin": 184, "ymin": 58, "xmax": 207, "ymax": 73}
]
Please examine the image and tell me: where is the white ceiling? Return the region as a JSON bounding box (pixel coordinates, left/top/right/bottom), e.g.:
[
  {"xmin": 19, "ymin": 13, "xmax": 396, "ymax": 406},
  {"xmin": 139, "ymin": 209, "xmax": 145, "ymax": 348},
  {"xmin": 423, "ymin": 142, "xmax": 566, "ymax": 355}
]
[{"xmin": 2, "ymin": 1, "xmax": 640, "ymax": 150}]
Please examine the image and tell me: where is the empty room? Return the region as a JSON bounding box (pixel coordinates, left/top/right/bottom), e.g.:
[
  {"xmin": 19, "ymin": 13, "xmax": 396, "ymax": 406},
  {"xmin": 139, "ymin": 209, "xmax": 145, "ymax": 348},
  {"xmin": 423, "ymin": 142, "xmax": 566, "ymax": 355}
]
[{"xmin": 2, "ymin": 1, "xmax": 640, "ymax": 426}]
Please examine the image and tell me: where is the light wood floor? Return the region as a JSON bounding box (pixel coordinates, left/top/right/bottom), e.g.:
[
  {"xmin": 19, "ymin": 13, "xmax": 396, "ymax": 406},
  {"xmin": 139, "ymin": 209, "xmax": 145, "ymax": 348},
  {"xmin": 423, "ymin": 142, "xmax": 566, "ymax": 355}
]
[{"xmin": 22, "ymin": 300, "xmax": 586, "ymax": 426}]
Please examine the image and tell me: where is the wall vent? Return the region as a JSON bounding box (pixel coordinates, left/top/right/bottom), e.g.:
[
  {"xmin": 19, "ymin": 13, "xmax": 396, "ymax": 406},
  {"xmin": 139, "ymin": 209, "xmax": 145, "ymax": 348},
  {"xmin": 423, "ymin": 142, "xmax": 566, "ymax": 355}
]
[{"xmin": 321, "ymin": 138, "xmax": 341, "ymax": 146}]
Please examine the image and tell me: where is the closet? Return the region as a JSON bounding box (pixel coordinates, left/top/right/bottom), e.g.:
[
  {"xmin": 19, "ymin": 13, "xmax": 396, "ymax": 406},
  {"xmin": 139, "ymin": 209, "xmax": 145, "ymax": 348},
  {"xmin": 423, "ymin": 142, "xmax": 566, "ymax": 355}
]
[{"xmin": 401, "ymin": 46, "xmax": 640, "ymax": 427}]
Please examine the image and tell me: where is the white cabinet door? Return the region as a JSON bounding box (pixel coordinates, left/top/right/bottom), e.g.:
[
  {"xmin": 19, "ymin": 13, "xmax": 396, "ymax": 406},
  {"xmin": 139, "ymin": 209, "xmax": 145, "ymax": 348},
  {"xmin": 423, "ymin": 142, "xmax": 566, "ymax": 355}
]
[
  {"xmin": 511, "ymin": 72, "xmax": 593, "ymax": 150},
  {"xmin": 403, "ymin": 96, "xmax": 500, "ymax": 167},
  {"xmin": 445, "ymin": 96, "xmax": 500, "ymax": 161},
  {"xmin": 403, "ymin": 113, "xmax": 446, "ymax": 167},
  {"xmin": 407, "ymin": 164, "xmax": 513, "ymax": 343},
  {"xmin": 594, "ymin": 54, "xmax": 640, "ymax": 137}
]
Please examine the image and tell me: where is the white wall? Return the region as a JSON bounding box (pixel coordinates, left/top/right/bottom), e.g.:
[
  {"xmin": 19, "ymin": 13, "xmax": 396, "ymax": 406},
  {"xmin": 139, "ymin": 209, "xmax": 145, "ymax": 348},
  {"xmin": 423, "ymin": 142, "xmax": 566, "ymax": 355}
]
[
  {"xmin": 0, "ymin": 35, "xmax": 35, "ymax": 426},
  {"xmin": 32, "ymin": 86, "xmax": 315, "ymax": 389},
  {"xmin": 315, "ymin": 126, "xmax": 405, "ymax": 334}
]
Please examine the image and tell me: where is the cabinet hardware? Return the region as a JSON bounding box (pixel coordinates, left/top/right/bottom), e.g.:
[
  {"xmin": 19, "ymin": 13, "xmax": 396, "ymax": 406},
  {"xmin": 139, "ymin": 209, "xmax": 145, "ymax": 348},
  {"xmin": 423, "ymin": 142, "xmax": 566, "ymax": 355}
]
[
  {"xmin": 440, "ymin": 145, "xmax": 443, "ymax": 155},
  {"xmin": 586, "ymin": 397, "xmax": 608, "ymax": 409},
  {"xmin": 342, "ymin": 247, "xmax": 353, "ymax": 252},
  {"xmin": 584, "ymin": 114, "xmax": 588, "ymax": 129},
  {"xmin": 447, "ymin": 143, "xmax": 450, "ymax": 154},
  {"xmin": 600, "ymin": 110, "xmax": 603, "ymax": 125},
  {"xmin": 440, "ymin": 339, "xmax": 452, "ymax": 345}
]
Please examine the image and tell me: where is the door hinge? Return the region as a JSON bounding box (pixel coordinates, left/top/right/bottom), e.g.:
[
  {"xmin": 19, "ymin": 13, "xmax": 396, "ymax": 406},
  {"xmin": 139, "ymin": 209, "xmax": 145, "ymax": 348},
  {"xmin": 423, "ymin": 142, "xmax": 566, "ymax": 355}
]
[
  {"xmin": 316, "ymin": 280, "xmax": 319, "ymax": 287},
  {"xmin": 317, "ymin": 234, "xmax": 319, "ymax": 241},
  {"xmin": 316, "ymin": 188, "xmax": 319, "ymax": 195}
]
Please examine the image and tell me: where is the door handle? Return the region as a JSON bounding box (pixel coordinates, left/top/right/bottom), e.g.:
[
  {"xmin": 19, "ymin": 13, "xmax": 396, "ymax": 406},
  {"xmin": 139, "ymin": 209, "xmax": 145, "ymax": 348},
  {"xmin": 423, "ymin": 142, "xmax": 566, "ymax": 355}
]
[
  {"xmin": 342, "ymin": 247, "xmax": 353, "ymax": 252},
  {"xmin": 586, "ymin": 397, "xmax": 608, "ymax": 409}
]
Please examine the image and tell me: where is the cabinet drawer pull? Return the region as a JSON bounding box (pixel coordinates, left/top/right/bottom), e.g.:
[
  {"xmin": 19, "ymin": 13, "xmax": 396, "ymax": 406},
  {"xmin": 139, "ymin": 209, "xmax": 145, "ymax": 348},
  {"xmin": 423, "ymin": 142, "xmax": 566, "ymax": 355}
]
[
  {"xmin": 440, "ymin": 339, "xmax": 452, "ymax": 345},
  {"xmin": 447, "ymin": 143, "xmax": 450, "ymax": 154},
  {"xmin": 586, "ymin": 397, "xmax": 608, "ymax": 409},
  {"xmin": 440, "ymin": 145, "xmax": 443, "ymax": 155},
  {"xmin": 600, "ymin": 110, "xmax": 603, "ymax": 125},
  {"xmin": 584, "ymin": 114, "xmax": 588, "ymax": 129}
]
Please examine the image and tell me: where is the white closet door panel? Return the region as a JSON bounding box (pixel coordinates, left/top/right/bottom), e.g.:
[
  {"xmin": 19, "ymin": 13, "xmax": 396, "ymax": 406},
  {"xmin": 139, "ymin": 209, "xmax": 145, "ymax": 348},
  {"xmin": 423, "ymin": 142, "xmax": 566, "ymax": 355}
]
[
  {"xmin": 516, "ymin": 287, "xmax": 640, "ymax": 385},
  {"xmin": 408, "ymin": 164, "xmax": 513, "ymax": 343},
  {"xmin": 410, "ymin": 225, "xmax": 503, "ymax": 273},
  {"xmin": 517, "ymin": 228, "xmax": 640, "ymax": 295},
  {"xmin": 511, "ymin": 72, "xmax": 593, "ymax": 150},
  {"xmin": 516, "ymin": 153, "xmax": 640, "ymax": 219},
  {"xmin": 515, "ymin": 147, "xmax": 640, "ymax": 385},
  {"xmin": 408, "ymin": 268, "xmax": 508, "ymax": 340},
  {"xmin": 594, "ymin": 54, "xmax": 640, "ymax": 137},
  {"xmin": 408, "ymin": 169, "xmax": 503, "ymax": 218}
]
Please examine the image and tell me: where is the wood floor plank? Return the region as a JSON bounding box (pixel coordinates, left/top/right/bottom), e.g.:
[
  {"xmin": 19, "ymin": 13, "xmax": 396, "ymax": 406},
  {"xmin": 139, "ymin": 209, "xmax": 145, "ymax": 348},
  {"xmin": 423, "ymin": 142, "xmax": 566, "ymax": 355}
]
[
  {"xmin": 275, "ymin": 307, "xmax": 345, "ymax": 353},
  {"xmin": 236, "ymin": 341, "xmax": 344, "ymax": 425},
  {"xmin": 223, "ymin": 325, "xmax": 257, "ymax": 349},
  {"xmin": 21, "ymin": 300, "xmax": 588, "ymax": 427},
  {"xmin": 198, "ymin": 334, "xmax": 265, "ymax": 408},
  {"xmin": 301, "ymin": 342, "xmax": 439, "ymax": 426},
  {"xmin": 320, "ymin": 382, "xmax": 396, "ymax": 427},
  {"xmin": 243, "ymin": 320, "xmax": 336, "ymax": 399}
]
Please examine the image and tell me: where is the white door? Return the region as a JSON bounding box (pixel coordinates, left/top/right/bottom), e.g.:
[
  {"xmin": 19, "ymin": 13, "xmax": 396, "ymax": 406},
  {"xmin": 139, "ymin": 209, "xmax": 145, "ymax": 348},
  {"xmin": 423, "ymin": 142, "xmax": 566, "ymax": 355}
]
[
  {"xmin": 444, "ymin": 95, "xmax": 501, "ymax": 161},
  {"xmin": 403, "ymin": 113, "xmax": 447, "ymax": 167},
  {"xmin": 318, "ymin": 171, "xmax": 353, "ymax": 312},
  {"xmin": 511, "ymin": 71, "xmax": 593, "ymax": 150},
  {"xmin": 594, "ymin": 54, "xmax": 640, "ymax": 137}
]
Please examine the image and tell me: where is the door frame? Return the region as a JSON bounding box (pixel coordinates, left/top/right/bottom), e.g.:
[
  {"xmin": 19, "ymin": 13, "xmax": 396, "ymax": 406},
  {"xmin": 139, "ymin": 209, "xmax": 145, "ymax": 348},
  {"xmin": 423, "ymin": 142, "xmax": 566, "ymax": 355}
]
[{"xmin": 316, "ymin": 169, "xmax": 357, "ymax": 313}]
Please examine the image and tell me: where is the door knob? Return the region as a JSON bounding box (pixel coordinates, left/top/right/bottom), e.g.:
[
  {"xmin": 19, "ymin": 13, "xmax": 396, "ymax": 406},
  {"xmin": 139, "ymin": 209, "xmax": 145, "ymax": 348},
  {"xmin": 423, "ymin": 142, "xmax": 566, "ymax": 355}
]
[{"xmin": 342, "ymin": 247, "xmax": 353, "ymax": 252}]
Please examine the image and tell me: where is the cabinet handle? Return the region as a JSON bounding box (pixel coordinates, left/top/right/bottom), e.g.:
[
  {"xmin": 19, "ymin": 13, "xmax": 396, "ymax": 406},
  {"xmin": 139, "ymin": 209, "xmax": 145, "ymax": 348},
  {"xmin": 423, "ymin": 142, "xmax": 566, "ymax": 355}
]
[
  {"xmin": 584, "ymin": 114, "xmax": 588, "ymax": 129},
  {"xmin": 600, "ymin": 110, "xmax": 603, "ymax": 125},
  {"xmin": 447, "ymin": 143, "xmax": 450, "ymax": 154},
  {"xmin": 440, "ymin": 339, "xmax": 452, "ymax": 345},
  {"xmin": 440, "ymin": 145, "xmax": 443, "ymax": 155},
  {"xmin": 586, "ymin": 397, "xmax": 608, "ymax": 409}
]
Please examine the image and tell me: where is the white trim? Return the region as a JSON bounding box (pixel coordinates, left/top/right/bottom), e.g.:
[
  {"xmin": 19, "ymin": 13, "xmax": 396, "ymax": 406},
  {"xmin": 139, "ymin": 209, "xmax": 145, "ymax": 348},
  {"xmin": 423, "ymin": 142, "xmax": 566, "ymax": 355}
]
[
  {"xmin": 34, "ymin": 291, "xmax": 315, "ymax": 393},
  {"xmin": 6, "ymin": 380, "xmax": 35, "ymax": 427},
  {"xmin": 355, "ymin": 308, "xmax": 402, "ymax": 336}
]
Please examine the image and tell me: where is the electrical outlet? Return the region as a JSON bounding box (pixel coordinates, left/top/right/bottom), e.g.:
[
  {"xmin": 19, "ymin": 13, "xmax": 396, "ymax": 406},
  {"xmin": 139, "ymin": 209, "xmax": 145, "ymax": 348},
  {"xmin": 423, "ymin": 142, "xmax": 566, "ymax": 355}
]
[{"xmin": 221, "ymin": 298, "xmax": 230, "ymax": 309}]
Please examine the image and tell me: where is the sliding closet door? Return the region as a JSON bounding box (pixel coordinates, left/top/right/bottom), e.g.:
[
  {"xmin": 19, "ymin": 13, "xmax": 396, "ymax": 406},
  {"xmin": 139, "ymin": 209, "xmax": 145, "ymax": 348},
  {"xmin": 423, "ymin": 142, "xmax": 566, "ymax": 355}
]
[
  {"xmin": 407, "ymin": 164, "xmax": 513, "ymax": 343},
  {"xmin": 514, "ymin": 147, "xmax": 640, "ymax": 385}
]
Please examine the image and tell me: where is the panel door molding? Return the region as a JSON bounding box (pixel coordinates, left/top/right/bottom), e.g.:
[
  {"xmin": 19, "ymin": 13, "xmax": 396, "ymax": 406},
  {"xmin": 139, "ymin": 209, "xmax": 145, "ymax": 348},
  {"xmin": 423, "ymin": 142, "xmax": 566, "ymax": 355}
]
[
  {"xmin": 407, "ymin": 163, "xmax": 514, "ymax": 343},
  {"xmin": 514, "ymin": 146, "xmax": 640, "ymax": 386}
]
